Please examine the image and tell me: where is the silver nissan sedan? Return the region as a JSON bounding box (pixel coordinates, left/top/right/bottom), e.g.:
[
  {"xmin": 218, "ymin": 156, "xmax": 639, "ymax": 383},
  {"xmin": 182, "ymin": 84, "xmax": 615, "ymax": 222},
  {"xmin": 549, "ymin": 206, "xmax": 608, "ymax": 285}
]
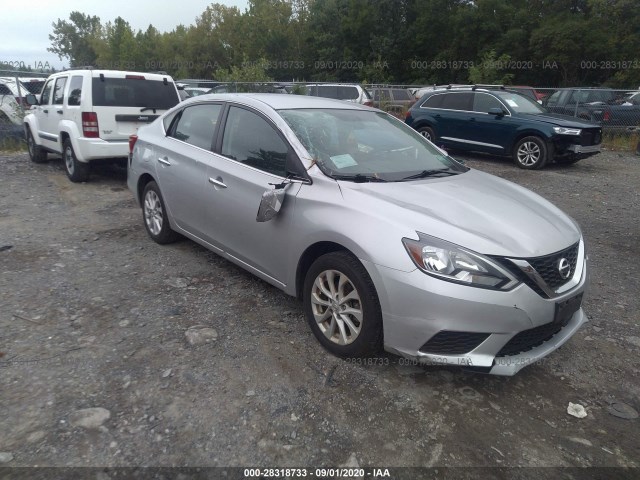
[{"xmin": 127, "ymin": 93, "xmax": 588, "ymax": 376}]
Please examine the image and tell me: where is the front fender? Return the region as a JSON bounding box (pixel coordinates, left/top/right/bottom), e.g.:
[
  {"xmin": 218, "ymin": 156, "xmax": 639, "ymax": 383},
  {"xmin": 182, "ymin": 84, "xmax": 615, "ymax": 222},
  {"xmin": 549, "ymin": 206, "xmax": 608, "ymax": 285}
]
[{"xmin": 23, "ymin": 114, "xmax": 40, "ymax": 145}]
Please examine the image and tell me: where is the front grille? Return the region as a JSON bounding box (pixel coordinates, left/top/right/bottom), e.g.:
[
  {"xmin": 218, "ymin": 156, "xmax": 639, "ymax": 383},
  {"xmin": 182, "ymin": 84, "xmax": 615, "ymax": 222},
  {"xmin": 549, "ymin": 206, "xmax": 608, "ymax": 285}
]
[
  {"xmin": 419, "ymin": 331, "xmax": 490, "ymax": 355},
  {"xmin": 496, "ymin": 316, "xmax": 571, "ymax": 357},
  {"xmin": 528, "ymin": 243, "xmax": 579, "ymax": 290},
  {"xmin": 580, "ymin": 129, "xmax": 602, "ymax": 146}
]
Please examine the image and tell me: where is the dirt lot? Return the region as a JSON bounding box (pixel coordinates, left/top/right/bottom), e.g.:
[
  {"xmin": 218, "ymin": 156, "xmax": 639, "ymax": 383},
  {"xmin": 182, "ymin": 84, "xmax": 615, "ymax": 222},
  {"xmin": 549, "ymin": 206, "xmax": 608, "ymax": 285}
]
[{"xmin": 0, "ymin": 149, "xmax": 639, "ymax": 474}]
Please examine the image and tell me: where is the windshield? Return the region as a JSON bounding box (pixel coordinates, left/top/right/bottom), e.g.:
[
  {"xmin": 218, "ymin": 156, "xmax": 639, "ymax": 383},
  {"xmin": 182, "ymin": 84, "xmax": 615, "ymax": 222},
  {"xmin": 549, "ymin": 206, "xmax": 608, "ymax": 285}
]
[
  {"xmin": 278, "ymin": 109, "xmax": 467, "ymax": 182},
  {"xmin": 495, "ymin": 92, "xmax": 546, "ymax": 114}
]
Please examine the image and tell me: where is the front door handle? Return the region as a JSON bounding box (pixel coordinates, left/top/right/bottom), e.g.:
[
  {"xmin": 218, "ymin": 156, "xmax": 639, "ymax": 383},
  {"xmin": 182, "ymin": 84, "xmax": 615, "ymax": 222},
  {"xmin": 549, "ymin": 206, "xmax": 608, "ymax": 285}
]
[
  {"xmin": 43, "ymin": 109, "xmax": 49, "ymax": 114},
  {"xmin": 56, "ymin": 110, "xmax": 63, "ymax": 114},
  {"xmin": 208, "ymin": 177, "xmax": 227, "ymax": 188},
  {"xmin": 157, "ymin": 157, "xmax": 171, "ymax": 166}
]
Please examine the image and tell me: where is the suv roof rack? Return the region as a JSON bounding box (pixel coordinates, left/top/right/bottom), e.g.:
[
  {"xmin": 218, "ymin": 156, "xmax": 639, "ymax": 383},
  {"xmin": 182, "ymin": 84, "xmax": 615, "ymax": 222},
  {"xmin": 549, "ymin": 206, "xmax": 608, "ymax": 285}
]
[
  {"xmin": 63, "ymin": 66, "xmax": 95, "ymax": 71},
  {"xmin": 445, "ymin": 84, "xmax": 506, "ymax": 91}
]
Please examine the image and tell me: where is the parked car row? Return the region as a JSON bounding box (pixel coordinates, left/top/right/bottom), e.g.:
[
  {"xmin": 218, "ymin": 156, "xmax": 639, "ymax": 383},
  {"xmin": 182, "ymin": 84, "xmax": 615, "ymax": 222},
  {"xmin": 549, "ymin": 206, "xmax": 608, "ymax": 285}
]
[{"xmin": 22, "ymin": 68, "xmax": 590, "ymax": 376}]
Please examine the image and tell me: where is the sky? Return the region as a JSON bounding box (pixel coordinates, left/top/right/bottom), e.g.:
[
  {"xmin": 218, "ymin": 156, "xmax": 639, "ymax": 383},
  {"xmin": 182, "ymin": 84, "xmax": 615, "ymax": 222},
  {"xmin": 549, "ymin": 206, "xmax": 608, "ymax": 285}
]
[{"xmin": 0, "ymin": 0, "xmax": 248, "ymax": 71}]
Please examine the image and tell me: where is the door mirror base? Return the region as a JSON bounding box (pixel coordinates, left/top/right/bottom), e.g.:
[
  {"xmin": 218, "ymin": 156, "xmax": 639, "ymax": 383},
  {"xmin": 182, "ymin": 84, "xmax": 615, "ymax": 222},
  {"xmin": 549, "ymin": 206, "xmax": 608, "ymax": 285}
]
[{"xmin": 256, "ymin": 186, "xmax": 287, "ymax": 222}]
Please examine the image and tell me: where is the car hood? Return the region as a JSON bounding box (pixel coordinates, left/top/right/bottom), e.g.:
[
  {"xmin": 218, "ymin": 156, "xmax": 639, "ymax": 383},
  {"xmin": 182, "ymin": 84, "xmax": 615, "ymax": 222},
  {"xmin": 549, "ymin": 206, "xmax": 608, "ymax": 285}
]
[
  {"xmin": 519, "ymin": 112, "xmax": 599, "ymax": 128},
  {"xmin": 337, "ymin": 169, "xmax": 580, "ymax": 258}
]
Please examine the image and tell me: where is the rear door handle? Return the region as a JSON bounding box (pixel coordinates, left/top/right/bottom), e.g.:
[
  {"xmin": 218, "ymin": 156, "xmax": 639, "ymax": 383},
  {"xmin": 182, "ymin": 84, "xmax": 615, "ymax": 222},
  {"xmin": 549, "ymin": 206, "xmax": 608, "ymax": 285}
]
[
  {"xmin": 208, "ymin": 177, "xmax": 227, "ymax": 188},
  {"xmin": 157, "ymin": 157, "xmax": 171, "ymax": 166},
  {"xmin": 43, "ymin": 109, "xmax": 48, "ymax": 114},
  {"xmin": 56, "ymin": 110, "xmax": 63, "ymax": 114}
]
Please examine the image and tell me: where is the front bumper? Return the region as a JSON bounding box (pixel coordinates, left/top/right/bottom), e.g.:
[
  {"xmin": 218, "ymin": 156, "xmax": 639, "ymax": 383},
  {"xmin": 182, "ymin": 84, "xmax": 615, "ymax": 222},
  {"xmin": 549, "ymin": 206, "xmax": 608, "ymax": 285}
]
[
  {"xmin": 567, "ymin": 144, "xmax": 601, "ymax": 154},
  {"xmin": 362, "ymin": 254, "xmax": 588, "ymax": 376}
]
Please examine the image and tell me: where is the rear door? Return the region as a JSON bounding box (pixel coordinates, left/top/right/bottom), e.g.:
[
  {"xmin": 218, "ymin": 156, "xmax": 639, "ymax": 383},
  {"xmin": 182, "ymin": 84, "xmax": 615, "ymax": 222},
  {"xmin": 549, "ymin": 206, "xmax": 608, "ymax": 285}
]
[
  {"xmin": 90, "ymin": 74, "xmax": 180, "ymax": 140},
  {"xmin": 436, "ymin": 92, "xmax": 474, "ymax": 146},
  {"xmin": 153, "ymin": 103, "xmax": 224, "ymax": 239}
]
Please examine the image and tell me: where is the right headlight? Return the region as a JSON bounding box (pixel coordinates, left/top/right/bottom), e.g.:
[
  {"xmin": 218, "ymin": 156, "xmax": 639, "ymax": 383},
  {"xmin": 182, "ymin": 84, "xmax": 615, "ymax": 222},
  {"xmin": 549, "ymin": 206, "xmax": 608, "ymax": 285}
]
[
  {"xmin": 402, "ymin": 233, "xmax": 520, "ymax": 291},
  {"xmin": 553, "ymin": 126, "xmax": 582, "ymax": 135}
]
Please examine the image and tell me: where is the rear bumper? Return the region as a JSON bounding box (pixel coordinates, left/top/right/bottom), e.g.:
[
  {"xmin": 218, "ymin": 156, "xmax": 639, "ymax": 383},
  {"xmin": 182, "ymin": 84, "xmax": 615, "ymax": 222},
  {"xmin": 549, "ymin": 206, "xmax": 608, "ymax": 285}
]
[{"xmin": 74, "ymin": 137, "xmax": 128, "ymax": 162}]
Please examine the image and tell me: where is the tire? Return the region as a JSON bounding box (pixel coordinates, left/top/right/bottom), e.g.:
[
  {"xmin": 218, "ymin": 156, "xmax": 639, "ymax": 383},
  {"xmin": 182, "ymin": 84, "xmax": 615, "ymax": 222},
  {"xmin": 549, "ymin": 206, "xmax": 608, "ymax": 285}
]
[
  {"xmin": 26, "ymin": 127, "xmax": 47, "ymax": 163},
  {"xmin": 513, "ymin": 136, "xmax": 547, "ymax": 169},
  {"xmin": 417, "ymin": 126, "xmax": 436, "ymax": 143},
  {"xmin": 303, "ymin": 251, "xmax": 383, "ymax": 357},
  {"xmin": 141, "ymin": 181, "xmax": 181, "ymax": 244},
  {"xmin": 63, "ymin": 139, "xmax": 90, "ymax": 182}
]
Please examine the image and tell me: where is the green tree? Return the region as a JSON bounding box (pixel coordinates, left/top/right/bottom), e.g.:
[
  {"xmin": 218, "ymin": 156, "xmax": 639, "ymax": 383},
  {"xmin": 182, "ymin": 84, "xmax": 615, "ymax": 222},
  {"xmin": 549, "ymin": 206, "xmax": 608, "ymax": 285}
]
[{"xmin": 48, "ymin": 11, "xmax": 101, "ymax": 67}]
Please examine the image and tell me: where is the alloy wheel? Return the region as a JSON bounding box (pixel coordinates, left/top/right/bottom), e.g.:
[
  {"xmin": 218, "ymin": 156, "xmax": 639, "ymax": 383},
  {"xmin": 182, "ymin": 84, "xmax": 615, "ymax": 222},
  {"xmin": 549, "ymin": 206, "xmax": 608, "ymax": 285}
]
[
  {"xmin": 144, "ymin": 190, "xmax": 163, "ymax": 236},
  {"xmin": 64, "ymin": 146, "xmax": 75, "ymax": 174},
  {"xmin": 311, "ymin": 269, "xmax": 363, "ymax": 345},
  {"xmin": 517, "ymin": 141, "xmax": 541, "ymax": 166}
]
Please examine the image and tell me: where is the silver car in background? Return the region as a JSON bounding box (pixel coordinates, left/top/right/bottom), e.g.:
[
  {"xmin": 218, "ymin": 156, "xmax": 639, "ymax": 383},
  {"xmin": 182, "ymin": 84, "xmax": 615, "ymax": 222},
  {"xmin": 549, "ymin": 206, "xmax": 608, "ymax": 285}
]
[{"xmin": 127, "ymin": 94, "xmax": 588, "ymax": 376}]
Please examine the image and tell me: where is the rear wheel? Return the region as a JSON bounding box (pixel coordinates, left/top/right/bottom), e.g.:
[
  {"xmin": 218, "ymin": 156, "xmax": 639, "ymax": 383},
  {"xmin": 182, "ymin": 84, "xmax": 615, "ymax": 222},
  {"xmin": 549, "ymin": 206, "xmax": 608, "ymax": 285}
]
[
  {"xmin": 417, "ymin": 126, "xmax": 436, "ymax": 142},
  {"xmin": 142, "ymin": 181, "xmax": 180, "ymax": 244},
  {"xmin": 26, "ymin": 127, "xmax": 47, "ymax": 163},
  {"xmin": 63, "ymin": 139, "xmax": 90, "ymax": 182},
  {"xmin": 513, "ymin": 136, "xmax": 547, "ymax": 169}
]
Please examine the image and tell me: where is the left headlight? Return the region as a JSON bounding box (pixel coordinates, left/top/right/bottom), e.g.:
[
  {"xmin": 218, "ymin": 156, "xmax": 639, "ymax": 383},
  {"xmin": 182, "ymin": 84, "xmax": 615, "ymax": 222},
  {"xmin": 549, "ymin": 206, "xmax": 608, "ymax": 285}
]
[
  {"xmin": 402, "ymin": 233, "xmax": 520, "ymax": 290},
  {"xmin": 553, "ymin": 126, "xmax": 582, "ymax": 135}
]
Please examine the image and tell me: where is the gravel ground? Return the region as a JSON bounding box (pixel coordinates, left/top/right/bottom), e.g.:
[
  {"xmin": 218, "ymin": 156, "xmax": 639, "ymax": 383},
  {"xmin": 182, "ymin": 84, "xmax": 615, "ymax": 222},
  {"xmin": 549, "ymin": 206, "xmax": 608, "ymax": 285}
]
[{"xmin": 0, "ymin": 150, "xmax": 639, "ymax": 473}]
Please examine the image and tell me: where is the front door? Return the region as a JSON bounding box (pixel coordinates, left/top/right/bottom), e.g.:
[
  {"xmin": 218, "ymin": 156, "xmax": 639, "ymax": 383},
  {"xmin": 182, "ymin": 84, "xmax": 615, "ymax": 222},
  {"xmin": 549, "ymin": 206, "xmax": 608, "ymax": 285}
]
[{"xmin": 201, "ymin": 105, "xmax": 301, "ymax": 285}]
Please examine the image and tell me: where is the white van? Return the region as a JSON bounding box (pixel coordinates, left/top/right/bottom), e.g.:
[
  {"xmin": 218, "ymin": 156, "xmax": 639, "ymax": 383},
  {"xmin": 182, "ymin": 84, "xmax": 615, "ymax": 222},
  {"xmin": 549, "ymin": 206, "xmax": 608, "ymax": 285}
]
[{"xmin": 24, "ymin": 69, "xmax": 180, "ymax": 182}]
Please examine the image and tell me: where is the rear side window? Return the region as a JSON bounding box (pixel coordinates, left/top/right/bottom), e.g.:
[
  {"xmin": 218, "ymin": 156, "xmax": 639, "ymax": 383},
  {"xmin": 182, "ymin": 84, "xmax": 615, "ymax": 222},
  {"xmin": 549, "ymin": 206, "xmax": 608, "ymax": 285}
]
[
  {"xmin": 392, "ymin": 89, "xmax": 411, "ymax": 100},
  {"xmin": 170, "ymin": 104, "xmax": 222, "ymax": 151},
  {"xmin": 338, "ymin": 86, "xmax": 359, "ymax": 100},
  {"xmin": 53, "ymin": 77, "xmax": 67, "ymax": 105},
  {"xmin": 92, "ymin": 77, "xmax": 179, "ymax": 109},
  {"xmin": 422, "ymin": 93, "xmax": 445, "ymax": 108},
  {"xmin": 67, "ymin": 76, "xmax": 83, "ymax": 106},
  {"xmin": 221, "ymin": 106, "xmax": 288, "ymax": 176},
  {"xmin": 441, "ymin": 92, "xmax": 473, "ymax": 111},
  {"xmin": 312, "ymin": 85, "xmax": 339, "ymax": 99}
]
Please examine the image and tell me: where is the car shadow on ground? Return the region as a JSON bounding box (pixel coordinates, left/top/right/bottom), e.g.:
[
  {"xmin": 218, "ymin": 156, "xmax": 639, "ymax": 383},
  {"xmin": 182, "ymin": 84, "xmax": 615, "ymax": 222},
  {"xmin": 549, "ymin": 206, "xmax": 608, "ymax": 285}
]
[{"xmin": 46, "ymin": 154, "xmax": 128, "ymax": 183}]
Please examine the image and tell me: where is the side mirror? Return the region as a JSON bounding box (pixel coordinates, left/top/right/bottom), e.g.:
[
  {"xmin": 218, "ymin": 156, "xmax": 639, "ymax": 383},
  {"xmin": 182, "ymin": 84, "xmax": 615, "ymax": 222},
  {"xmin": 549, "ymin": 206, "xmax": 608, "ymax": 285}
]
[
  {"xmin": 25, "ymin": 94, "xmax": 38, "ymax": 106},
  {"xmin": 256, "ymin": 186, "xmax": 286, "ymax": 222},
  {"xmin": 488, "ymin": 107, "xmax": 504, "ymax": 117}
]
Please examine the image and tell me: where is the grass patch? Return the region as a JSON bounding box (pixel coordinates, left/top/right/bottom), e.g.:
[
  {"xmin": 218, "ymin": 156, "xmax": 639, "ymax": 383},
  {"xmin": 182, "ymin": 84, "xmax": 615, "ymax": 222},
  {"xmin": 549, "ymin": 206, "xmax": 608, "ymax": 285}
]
[
  {"xmin": 602, "ymin": 130, "xmax": 640, "ymax": 152},
  {"xmin": 0, "ymin": 137, "xmax": 27, "ymax": 152}
]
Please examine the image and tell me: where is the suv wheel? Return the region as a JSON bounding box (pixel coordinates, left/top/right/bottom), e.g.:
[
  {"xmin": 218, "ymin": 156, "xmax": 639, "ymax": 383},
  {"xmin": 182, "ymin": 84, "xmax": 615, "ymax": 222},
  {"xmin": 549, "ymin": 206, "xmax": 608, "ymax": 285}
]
[
  {"xmin": 63, "ymin": 139, "xmax": 90, "ymax": 182},
  {"xmin": 513, "ymin": 136, "xmax": 547, "ymax": 169},
  {"xmin": 303, "ymin": 251, "xmax": 382, "ymax": 358},
  {"xmin": 26, "ymin": 128, "xmax": 47, "ymax": 163},
  {"xmin": 417, "ymin": 126, "xmax": 435, "ymax": 142},
  {"xmin": 142, "ymin": 181, "xmax": 180, "ymax": 244}
]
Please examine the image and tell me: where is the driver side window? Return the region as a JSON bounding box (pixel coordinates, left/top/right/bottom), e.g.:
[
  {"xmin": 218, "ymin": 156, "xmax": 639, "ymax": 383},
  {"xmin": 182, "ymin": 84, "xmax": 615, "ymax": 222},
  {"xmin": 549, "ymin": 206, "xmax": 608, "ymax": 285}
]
[
  {"xmin": 40, "ymin": 79, "xmax": 54, "ymax": 105},
  {"xmin": 221, "ymin": 106, "xmax": 288, "ymax": 177}
]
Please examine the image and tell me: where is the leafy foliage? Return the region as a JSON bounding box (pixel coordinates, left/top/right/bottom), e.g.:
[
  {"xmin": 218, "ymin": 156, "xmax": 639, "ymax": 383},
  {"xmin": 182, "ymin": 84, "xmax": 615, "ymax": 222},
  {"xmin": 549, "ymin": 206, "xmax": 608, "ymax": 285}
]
[{"xmin": 47, "ymin": 1, "xmax": 640, "ymax": 87}]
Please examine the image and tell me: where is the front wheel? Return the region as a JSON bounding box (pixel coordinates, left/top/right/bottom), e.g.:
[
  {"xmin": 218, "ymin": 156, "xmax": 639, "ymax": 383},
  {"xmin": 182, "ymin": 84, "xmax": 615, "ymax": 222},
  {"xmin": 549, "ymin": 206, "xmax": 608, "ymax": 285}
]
[
  {"xmin": 142, "ymin": 181, "xmax": 180, "ymax": 244},
  {"xmin": 303, "ymin": 251, "xmax": 383, "ymax": 357},
  {"xmin": 63, "ymin": 139, "xmax": 90, "ymax": 182},
  {"xmin": 513, "ymin": 136, "xmax": 547, "ymax": 169}
]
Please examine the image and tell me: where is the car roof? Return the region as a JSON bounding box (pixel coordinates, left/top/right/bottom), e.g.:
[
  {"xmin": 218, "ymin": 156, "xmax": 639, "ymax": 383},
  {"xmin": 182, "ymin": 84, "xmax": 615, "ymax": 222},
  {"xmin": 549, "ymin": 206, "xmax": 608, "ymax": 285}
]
[
  {"xmin": 52, "ymin": 69, "xmax": 173, "ymax": 81},
  {"xmin": 187, "ymin": 93, "xmax": 370, "ymax": 110}
]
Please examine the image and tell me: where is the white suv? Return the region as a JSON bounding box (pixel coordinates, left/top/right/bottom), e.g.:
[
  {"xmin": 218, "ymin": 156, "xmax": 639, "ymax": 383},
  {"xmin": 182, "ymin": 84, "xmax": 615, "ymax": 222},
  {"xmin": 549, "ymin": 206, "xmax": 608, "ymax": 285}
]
[{"xmin": 24, "ymin": 69, "xmax": 180, "ymax": 182}]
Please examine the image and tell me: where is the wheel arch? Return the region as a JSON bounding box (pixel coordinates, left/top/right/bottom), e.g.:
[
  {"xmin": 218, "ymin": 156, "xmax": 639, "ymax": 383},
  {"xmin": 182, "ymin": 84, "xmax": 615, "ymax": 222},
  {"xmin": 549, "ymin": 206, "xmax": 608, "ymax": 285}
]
[
  {"xmin": 295, "ymin": 241, "xmax": 355, "ymax": 299},
  {"xmin": 137, "ymin": 173, "xmax": 157, "ymax": 206}
]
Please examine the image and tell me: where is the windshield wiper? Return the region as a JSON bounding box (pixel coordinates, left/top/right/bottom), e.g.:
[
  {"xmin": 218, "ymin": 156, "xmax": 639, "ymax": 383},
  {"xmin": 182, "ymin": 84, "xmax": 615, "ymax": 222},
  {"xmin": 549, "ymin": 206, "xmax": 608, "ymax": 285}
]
[
  {"xmin": 331, "ymin": 173, "xmax": 387, "ymax": 183},
  {"xmin": 400, "ymin": 169, "xmax": 460, "ymax": 181},
  {"xmin": 140, "ymin": 107, "xmax": 161, "ymax": 113}
]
